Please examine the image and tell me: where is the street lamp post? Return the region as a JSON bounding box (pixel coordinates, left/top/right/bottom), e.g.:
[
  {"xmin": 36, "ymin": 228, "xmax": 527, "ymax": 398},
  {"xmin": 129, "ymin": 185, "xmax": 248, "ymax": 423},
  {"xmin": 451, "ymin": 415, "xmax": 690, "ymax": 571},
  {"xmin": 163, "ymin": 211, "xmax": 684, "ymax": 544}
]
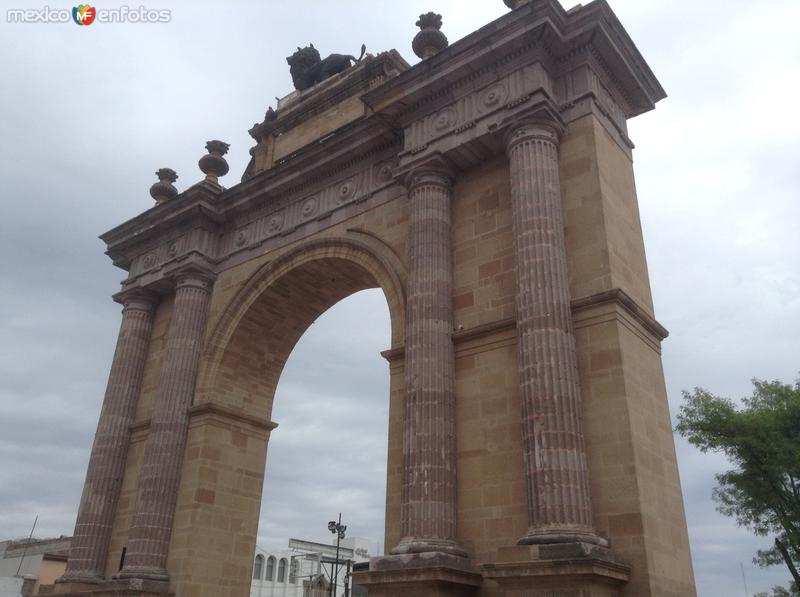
[{"xmin": 327, "ymin": 513, "xmax": 346, "ymax": 597}]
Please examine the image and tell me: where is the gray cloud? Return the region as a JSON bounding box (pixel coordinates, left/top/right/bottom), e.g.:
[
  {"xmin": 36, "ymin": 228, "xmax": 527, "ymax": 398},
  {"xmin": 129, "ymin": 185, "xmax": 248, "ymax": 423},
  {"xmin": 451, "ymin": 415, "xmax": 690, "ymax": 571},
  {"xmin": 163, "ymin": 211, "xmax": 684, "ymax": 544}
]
[{"xmin": 0, "ymin": 1, "xmax": 797, "ymax": 595}]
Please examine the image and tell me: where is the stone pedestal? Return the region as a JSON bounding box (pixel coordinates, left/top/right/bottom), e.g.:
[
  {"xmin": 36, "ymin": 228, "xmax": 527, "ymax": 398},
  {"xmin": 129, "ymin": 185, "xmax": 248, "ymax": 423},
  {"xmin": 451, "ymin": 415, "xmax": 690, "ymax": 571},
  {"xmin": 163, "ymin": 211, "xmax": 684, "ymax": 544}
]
[
  {"xmin": 39, "ymin": 578, "xmax": 172, "ymax": 597},
  {"xmin": 61, "ymin": 292, "xmax": 157, "ymax": 584},
  {"xmin": 482, "ymin": 544, "xmax": 629, "ymax": 596},
  {"xmin": 353, "ymin": 553, "xmax": 482, "ymax": 597}
]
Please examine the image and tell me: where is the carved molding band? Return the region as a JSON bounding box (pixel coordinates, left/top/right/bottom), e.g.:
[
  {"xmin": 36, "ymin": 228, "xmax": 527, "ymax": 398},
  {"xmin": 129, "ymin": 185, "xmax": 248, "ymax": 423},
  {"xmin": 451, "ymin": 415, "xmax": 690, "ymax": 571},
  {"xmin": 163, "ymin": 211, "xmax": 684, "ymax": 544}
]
[
  {"xmin": 571, "ymin": 288, "xmax": 668, "ymax": 341},
  {"xmin": 130, "ymin": 402, "xmax": 279, "ymax": 435},
  {"xmin": 381, "ymin": 289, "xmax": 667, "ymax": 362}
]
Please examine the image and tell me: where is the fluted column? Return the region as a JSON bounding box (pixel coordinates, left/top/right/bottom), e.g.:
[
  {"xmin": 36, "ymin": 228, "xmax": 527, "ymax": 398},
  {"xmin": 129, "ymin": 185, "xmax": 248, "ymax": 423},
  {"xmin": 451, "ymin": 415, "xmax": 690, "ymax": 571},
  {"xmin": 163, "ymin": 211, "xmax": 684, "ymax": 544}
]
[
  {"xmin": 505, "ymin": 121, "xmax": 604, "ymax": 546},
  {"xmin": 117, "ymin": 271, "xmax": 215, "ymax": 581},
  {"xmin": 61, "ymin": 291, "xmax": 157, "ymax": 583},
  {"xmin": 392, "ymin": 166, "xmax": 464, "ymax": 557}
]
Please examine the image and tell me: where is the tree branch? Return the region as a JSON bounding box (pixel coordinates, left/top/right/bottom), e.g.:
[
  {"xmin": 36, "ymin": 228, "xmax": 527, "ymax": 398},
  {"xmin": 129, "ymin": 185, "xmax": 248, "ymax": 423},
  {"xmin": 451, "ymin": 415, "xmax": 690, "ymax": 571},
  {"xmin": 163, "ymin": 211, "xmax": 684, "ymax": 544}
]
[{"xmin": 775, "ymin": 537, "xmax": 800, "ymax": 587}]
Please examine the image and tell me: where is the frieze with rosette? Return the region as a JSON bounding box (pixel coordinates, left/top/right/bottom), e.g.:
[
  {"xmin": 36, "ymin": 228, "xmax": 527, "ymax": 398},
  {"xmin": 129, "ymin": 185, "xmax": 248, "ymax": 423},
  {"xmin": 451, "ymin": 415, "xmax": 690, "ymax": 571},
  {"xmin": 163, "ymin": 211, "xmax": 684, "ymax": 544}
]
[
  {"xmin": 404, "ymin": 64, "xmax": 552, "ymax": 153},
  {"xmin": 129, "ymin": 229, "xmax": 215, "ymax": 279},
  {"xmin": 223, "ymin": 157, "xmax": 399, "ymax": 257}
]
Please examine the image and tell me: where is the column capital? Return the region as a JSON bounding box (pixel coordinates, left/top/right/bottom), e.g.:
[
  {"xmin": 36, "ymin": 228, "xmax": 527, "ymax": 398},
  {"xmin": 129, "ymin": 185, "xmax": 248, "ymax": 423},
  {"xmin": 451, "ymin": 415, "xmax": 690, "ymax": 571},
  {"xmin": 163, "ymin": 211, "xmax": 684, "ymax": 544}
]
[
  {"xmin": 504, "ymin": 118, "xmax": 563, "ymax": 154},
  {"xmin": 405, "ymin": 169, "xmax": 453, "ymax": 194},
  {"xmin": 171, "ymin": 267, "xmax": 216, "ymax": 292},
  {"xmin": 113, "ymin": 287, "xmax": 159, "ymax": 313},
  {"xmin": 396, "ymin": 153, "xmax": 455, "ymax": 194}
]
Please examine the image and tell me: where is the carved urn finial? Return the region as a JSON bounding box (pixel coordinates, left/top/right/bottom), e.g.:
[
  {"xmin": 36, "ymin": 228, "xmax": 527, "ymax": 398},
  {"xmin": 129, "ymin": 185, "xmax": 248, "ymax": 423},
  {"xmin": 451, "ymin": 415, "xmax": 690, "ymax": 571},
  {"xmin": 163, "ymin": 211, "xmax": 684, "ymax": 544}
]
[
  {"xmin": 198, "ymin": 140, "xmax": 230, "ymax": 183},
  {"xmin": 412, "ymin": 12, "xmax": 448, "ymax": 60},
  {"xmin": 149, "ymin": 168, "xmax": 178, "ymax": 204},
  {"xmin": 503, "ymin": 0, "xmax": 530, "ymax": 9}
]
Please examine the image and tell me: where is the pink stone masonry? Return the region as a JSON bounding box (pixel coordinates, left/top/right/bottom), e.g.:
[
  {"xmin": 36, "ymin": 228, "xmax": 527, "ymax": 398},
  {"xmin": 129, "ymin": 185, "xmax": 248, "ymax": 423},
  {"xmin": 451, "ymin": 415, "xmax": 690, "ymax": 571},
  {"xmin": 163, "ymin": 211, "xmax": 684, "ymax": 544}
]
[
  {"xmin": 117, "ymin": 272, "xmax": 214, "ymax": 580},
  {"xmin": 505, "ymin": 121, "xmax": 603, "ymax": 545},
  {"xmin": 61, "ymin": 292, "xmax": 157, "ymax": 583},
  {"xmin": 392, "ymin": 168, "xmax": 465, "ymax": 557}
]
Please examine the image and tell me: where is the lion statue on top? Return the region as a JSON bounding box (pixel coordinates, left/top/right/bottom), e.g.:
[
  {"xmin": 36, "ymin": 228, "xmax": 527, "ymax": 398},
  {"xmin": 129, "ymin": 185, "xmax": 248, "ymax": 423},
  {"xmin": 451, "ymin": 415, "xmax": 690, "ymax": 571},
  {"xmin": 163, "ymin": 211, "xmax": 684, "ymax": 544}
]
[{"xmin": 287, "ymin": 43, "xmax": 366, "ymax": 91}]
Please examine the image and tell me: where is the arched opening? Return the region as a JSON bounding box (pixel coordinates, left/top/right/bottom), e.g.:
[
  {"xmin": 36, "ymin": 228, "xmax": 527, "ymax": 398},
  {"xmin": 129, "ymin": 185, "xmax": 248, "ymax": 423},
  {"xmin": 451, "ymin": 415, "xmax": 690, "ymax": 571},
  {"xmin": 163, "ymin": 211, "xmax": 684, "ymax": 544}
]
[
  {"xmin": 252, "ymin": 554, "xmax": 264, "ymax": 580},
  {"xmin": 265, "ymin": 555, "xmax": 275, "ymax": 581},
  {"xmin": 193, "ymin": 237, "xmax": 405, "ymax": 595},
  {"xmin": 277, "ymin": 558, "xmax": 287, "ymax": 583},
  {"xmin": 257, "ymin": 288, "xmax": 391, "ymax": 565}
]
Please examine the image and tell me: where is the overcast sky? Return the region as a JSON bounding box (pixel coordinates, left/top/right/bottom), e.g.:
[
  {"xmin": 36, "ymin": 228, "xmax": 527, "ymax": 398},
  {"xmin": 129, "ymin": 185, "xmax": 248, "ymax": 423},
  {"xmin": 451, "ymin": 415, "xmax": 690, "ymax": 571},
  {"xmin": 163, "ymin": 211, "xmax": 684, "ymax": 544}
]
[{"xmin": 0, "ymin": 1, "xmax": 798, "ymax": 595}]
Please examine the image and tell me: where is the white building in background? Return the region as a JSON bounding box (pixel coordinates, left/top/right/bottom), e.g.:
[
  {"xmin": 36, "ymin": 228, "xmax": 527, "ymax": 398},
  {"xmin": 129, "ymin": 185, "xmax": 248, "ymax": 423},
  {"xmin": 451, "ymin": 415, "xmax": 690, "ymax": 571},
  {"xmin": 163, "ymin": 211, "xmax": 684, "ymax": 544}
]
[
  {"xmin": 251, "ymin": 537, "xmax": 371, "ymax": 597},
  {"xmin": 0, "ymin": 536, "xmax": 71, "ymax": 596}
]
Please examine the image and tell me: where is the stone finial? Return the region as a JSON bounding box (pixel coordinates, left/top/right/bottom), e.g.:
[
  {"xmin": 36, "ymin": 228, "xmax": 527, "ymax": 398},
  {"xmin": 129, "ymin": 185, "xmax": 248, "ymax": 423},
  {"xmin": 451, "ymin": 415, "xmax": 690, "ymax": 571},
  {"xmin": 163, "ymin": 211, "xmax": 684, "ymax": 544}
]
[
  {"xmin": 504, "ymin": 0, "xmax": 530, "ymax": 8},
  {"xmin": 198, "ymin": 140, "xmax": 230, "ymax": 182},
  {"xmin": 412, "ymin": 12, "xmax": 448, "ymax": 60},
  {"xmin": 149, "ymin": 168, "xmax": 178, "ymax": 204},
  {"xmin": 265, "ymin": 107, "xmax": 277, "ymax": 122}
]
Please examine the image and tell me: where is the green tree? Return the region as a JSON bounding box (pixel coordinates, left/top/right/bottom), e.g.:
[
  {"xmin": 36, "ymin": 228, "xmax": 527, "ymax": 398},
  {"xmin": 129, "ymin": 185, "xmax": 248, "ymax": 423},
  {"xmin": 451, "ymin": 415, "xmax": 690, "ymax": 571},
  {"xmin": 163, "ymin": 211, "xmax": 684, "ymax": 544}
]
[
  {"xmin": 754, "ymin": 582, "xmax": 799, "ymax": 597},
  {"xmin": 675, "ymin": 379, "xmax": 800, "ymax": 587}
]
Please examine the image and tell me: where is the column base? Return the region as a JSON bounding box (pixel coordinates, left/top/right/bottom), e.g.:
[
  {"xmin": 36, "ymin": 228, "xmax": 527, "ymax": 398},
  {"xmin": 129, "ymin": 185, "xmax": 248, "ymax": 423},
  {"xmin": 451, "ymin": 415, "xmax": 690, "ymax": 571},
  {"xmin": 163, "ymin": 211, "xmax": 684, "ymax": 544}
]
[
  {"xmin": 390, "ymin": 537, "xmax": 468, "ymax": 557},
  {"xmin": 482, "ymin": 543, "xmax": 630, "ymax": 597},
  {"xmin": 518, "ymin": 524, "xmax": 609, "ymax": 547},
  {"xmin": 352, "ymin": 552, "xmax": 482, "ymax": 597},
  {"xmin": 114, "ymin": 567, "xmax": 170, "ymax": 583},
  {"xmin": 38, "ymin": 578, "xmax": 171, "ymax": 597},
  {"xmin": 56, "ymin": 572, "xmax": 105, "ymax": 585}
]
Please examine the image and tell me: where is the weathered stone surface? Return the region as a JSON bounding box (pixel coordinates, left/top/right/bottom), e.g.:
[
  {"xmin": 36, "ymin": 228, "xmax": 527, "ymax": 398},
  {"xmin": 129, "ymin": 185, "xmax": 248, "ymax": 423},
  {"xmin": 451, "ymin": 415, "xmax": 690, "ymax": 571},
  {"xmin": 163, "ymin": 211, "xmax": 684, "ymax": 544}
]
[
  {"xmin": 354, "ymin": 552, "xmax": 481, "ymax": 597},
  {"xmin": 62, "ymin": 1, "xmax": 696, "ymax": 596},
  {"xmin": 41, "ymin": 577, "xmax": 171, "ymax": 596}
]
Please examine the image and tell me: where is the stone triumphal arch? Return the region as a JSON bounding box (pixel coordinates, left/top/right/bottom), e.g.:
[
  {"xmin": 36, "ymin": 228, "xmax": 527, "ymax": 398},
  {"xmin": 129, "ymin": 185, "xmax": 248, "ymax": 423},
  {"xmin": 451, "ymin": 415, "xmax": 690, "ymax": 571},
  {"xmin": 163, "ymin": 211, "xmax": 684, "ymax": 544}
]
[{"xmin": 48, "ymin": 1, "xmax": 696, "ymax": 596}]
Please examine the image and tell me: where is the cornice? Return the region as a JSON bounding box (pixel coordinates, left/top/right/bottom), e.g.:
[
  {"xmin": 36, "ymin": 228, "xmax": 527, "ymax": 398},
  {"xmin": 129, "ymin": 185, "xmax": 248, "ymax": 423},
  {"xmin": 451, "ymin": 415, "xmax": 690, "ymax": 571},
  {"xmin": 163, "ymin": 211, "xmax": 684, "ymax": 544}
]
[
  {"xmin": 222, "ymin": 117, "xmax": 401, "ymax": 220},
  {"xmin": 130, "ymin": 401, "xmax": 279, "ymax": 434},
  {"xmin": 100, "ymin": 197, "xmax": 223, "ymax": 270},
  {"xmin": 100, "ymin": 0, "xmax": 665, "ymax": 289},
  {"xmin": 363, "ymin": 0, "xmax": 664, "ymax": 123},
  {"xmin": 564, "ymin": 0, "xmax": 666, "ymax": 115},
  {"xmin": 571, "ymin": 288, "xmax": 668, "ymax": 341},
  {"xmin": 362, "ymin": 9, "xmax": 548, "ymax": 122},
  {"xmin": 100, "ymin": 116, "xmax": 402, "ymax": 274}
]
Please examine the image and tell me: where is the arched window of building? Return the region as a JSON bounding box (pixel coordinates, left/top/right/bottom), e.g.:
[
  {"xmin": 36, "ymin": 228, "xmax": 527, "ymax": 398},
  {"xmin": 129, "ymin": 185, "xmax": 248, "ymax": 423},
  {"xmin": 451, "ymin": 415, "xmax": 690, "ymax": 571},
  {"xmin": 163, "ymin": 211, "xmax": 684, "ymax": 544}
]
[
  {"xmin": 253, "ymin": 554, "xmax": 264, "ymax": 580},
  {"xmin": 266, "ymin": 556, "xmax": 276, "ymax": 581},
  {"xmin": 277, "ymin": 558, "xmax": 288, "ymax": 582}
]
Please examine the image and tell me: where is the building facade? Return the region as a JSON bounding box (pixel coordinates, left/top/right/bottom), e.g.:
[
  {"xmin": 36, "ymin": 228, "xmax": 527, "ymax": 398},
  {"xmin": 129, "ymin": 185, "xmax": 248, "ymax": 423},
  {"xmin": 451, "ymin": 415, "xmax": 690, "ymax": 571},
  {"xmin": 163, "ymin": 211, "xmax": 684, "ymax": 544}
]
[
  {"xmin": 0, "ymin": 537, "xmax": 69, "ymax": 596},
  {"xmin": 251, "ymin": 538, "xmax": 371, "ymax": 597}
]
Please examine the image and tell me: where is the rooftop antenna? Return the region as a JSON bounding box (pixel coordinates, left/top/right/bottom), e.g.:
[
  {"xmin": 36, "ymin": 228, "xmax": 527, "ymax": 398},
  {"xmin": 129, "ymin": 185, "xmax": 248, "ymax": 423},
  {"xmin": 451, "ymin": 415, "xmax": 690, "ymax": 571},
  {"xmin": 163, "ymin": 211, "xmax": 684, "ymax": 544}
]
[
  {"xmin": 15, "ymin": 515, "xmax": 38, "ymax": 577},
  {"xmin": 739, "ymin": 561, "xmax": 749, "ymax": 597}
]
